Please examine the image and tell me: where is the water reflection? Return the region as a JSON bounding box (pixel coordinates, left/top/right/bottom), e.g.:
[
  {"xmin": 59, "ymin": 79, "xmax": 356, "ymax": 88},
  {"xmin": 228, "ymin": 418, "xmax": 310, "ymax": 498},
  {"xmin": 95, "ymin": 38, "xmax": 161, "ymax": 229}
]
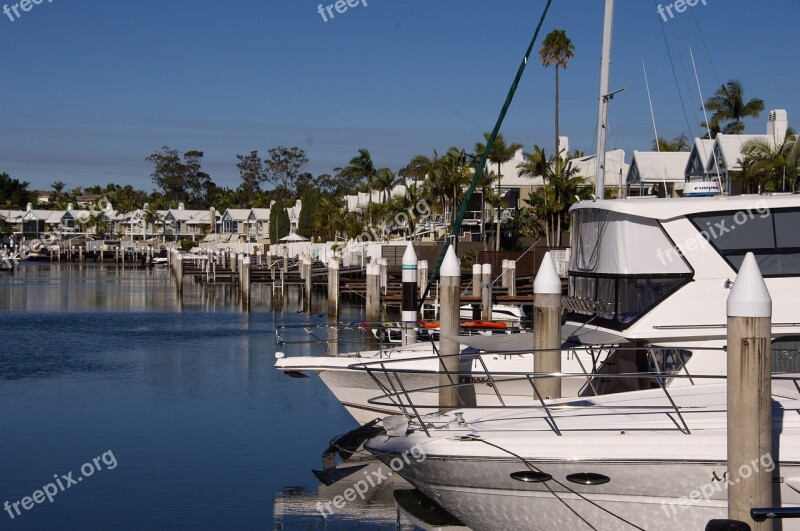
[
  {"xmin": 273, "ymin": 459, "xmax": 469, "ymax": 530},
  {"xmin": 1, "ymin": 262, "xmax": 460, "ymax": 530}
]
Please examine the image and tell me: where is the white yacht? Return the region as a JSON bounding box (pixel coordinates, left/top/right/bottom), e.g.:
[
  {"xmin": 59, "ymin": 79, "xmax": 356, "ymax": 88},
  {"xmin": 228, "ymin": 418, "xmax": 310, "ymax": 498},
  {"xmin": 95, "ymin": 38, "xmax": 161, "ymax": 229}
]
[
  {"xmin": 364, "ymin": 376, "xmax": 800, "ymax": 530},
  {"xmin": 275, "ymin": 193, "xmax": 800, "ymax": 424},
  {"xmin": 360, "ymin": 193, "xmax": 800, "ymax": 529}
]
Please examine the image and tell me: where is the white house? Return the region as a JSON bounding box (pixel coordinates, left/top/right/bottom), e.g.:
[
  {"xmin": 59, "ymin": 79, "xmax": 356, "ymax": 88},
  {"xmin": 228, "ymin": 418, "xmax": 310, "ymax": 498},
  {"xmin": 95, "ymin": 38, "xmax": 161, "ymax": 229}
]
[
  {"xmin": 163, "ymin": 204, "xmax": 214, "ymax": 240},
  {"xmin": 626, "ymin": 151, "xmax": 691, "ymax": 195}
]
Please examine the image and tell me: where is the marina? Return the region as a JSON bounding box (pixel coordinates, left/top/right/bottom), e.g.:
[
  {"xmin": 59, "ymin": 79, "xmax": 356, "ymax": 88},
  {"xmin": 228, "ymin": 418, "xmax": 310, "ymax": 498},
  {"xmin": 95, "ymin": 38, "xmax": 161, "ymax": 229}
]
[{"xmin": 2, "ymin": 0, "xmax": 799, "ymax": 529}]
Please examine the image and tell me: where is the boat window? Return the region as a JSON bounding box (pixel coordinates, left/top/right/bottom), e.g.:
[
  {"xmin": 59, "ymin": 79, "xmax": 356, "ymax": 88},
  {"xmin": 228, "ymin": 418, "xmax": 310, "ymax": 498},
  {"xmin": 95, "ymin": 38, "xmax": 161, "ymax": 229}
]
[
  {"xmin": 568, "ymin": 275, "xmax": 687, "ymax": 329},
  {"xmin": 689, "ymin": 207, "xmax": 800, "ymax": 277},
  {"xmin": 580, "ymin": 346, "xmax": 692, "ymax": 396},
  {"xmin": 617, "ymin": 278, "xmax": 686, "ymax": 325},
  {"xmin": 775, "ymin": 211, "xmax": 800, "ymax": 247},
  {"xmin": 571, "ymin": 208, "xmax": 691, "ymax": 275}
]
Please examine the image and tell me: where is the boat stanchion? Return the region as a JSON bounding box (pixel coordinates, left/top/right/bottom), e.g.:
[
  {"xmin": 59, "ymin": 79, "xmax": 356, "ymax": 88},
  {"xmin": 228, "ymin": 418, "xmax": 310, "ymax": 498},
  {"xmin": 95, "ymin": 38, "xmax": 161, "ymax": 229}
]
[
  {"xmin": 481, "ymin": 263, "xmax": 492, "ymax": 321},
  {"xmin": 439, "ymin": 246, "xmax": 461, "ymax": 411},
  {"xmin": 328, "ymin": 258, "xmax": 340, "ymax": 319},
  {"xmin": 726, "ymin": 252, "xmax": 772, "ymax": 529},
  {"xmin": 401, "ymin": 243, "xmax": 418, "ymax": 347},
  {"xmin": 533, "ymin": 251, "xmax": 562, "ymax": 399}
]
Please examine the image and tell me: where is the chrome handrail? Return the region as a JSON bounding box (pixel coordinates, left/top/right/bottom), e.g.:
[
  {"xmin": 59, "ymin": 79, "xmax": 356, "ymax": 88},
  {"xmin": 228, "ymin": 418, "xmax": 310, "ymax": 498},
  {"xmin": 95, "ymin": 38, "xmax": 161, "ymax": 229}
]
[{"xmin": 344, "ymin": 344, "xmax": 745, "ymax": 438}]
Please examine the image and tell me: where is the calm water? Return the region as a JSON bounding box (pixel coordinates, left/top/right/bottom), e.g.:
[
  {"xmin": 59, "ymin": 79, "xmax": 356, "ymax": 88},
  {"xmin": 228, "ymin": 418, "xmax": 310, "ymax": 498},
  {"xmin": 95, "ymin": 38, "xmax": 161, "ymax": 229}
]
[{"xmin": 0, "ymin": 262, "xmax": 429, "ymax": 530}]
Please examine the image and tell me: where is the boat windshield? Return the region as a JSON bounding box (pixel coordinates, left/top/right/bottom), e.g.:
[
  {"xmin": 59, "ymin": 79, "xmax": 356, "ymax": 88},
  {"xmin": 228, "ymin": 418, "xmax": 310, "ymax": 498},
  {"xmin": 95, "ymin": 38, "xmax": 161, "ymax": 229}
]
[{"xmin": 567, "ymin": 208, "xmax": 692, "ymax": 329}]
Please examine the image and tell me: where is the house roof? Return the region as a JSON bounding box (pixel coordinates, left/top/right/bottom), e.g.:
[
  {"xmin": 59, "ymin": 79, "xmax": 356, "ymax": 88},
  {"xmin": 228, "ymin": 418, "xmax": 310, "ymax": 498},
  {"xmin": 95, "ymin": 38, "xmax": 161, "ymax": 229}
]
[
  {"xmin": 167, "ymin": 208, "xmax": 212, "ymax": 223},
  {"xmin": 222, "ymin": 209, "xmax": 254, "ymax": 222},
  {"xmin": 250, "ymin": 208, "xmax": 271, "ymax": 220},
  {"xmin": 627, "ymin": 151, "xmax": 691, "ymax": 184},
  {"xmin": 708, "ymin": 134, "xmax": 772, "ymax": 173},
  {"xmin": 685, "ymin": 139, "xmax": 715, "ymax": 179}
]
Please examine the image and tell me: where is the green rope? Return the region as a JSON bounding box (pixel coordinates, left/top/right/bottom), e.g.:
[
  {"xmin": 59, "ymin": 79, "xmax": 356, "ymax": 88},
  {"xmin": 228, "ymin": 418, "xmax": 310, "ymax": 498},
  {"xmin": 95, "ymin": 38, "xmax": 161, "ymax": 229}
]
[{"xmin": 417, "ymin": 0, "xmax": 554, "ymax": 313}]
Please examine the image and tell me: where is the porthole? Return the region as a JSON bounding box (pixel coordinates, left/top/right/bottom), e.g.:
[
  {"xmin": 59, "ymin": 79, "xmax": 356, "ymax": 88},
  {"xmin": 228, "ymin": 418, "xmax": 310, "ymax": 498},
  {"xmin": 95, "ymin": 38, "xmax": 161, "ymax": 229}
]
[
  {"xmin": 566, "ymin": 472, "xmax": 610, "ymax": 485},
  {"xmin": 510, "ymin": 471, "xmax": 552, "ymax": 483}
]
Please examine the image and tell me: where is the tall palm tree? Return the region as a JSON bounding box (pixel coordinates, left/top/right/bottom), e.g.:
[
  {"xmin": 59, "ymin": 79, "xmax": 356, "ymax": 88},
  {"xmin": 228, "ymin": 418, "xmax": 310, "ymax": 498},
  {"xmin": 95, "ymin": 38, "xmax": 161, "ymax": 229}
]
[
  {"xmin": 704, "ymin": 80, "xmax": 764, "ymax": 137},
  {"xmin": 540, "ymin": 29, "xmax": 575, "ymax": 159},
  {"xmin": 475, "ymin": 132, "xmax": 523, "ymax": 251}
]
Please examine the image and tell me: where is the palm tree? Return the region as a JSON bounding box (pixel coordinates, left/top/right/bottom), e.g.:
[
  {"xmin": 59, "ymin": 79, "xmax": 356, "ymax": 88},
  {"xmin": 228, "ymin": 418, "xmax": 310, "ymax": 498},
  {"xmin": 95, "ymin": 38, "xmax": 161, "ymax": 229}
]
[
  {"xmin": 317, "ymin": 195, "xmax": 345, "ymax": 241},
  {"xmin": 540, "ymin": 29, "xmax": 575, "ymax": 159},
  {"xmin": 475, "ymin": 132, "xmax": 523, "ymax": 251},
  {"xmin": 520, "ymin": 150, "xmax": 590, "ymax": 246},
  {"xmin": 653, "ymin": 133, "xmax": 690, "ymax": 152},
  {"xmin": 518, "ymin": 145, "xmax": 552, "ymax": 244},
  {"xmin": 704, "ymin": 80, "xmax": 764, "ymax": 137},
  {"xmin": 49, "ymin": 181, "xmax": 68, "ymax": 209},
  {"xmin": 374, "ymin": 168, "xmax": 400, "ymax": 203},
  {"xmin": 143, "ymin": 205, "xmax": 165, "ymax": 242},
  {"xmin": 738, "ymin": 134, "xmax": 799, "ymax": 193},
  {"xmin": 549, "ymin": 156, "xmax": 592, "ymax": 245},
  {"xmin": 90, "ymin": 211, "xmax": 110, "ymax": 239},
  {"xmin": 418, "ymin": 149, "xmax": 471, "ymax": 245},
  {"xmin": 341, "ymin": 149, "xmax": 377, "ymax": 222}
]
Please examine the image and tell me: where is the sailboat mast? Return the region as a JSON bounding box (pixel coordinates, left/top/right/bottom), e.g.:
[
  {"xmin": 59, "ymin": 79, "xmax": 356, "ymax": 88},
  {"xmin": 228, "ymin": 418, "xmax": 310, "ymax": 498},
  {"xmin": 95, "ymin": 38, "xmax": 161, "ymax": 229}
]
[{"xmin": 594, "ymin": 0, "xmax": 615, "ymax": 198}]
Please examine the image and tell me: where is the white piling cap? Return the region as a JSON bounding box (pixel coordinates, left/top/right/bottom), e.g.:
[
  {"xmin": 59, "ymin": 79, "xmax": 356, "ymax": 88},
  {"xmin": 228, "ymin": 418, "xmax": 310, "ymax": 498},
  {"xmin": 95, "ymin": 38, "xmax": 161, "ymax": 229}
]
[
  {"xmin": 534, "ymin": 252, "xmax": 561, "ymax": 294},
  {"xmin": 402, "ymin": 243, "xmax": 417, "ymax": 266},
  {"xmin": 481, "ymin": 263, "xmax": 492, "ymax": 275},
  {"xmin": 727, "ymin": 252, "xmax": 772, "ymax": 318},
  {"xmin": 472, "ymin": 263, "xmax": 481, "ymax": 275},
  {"xmin": 440, "ymin": 246, "xmax": 460, "ymax": 277}
]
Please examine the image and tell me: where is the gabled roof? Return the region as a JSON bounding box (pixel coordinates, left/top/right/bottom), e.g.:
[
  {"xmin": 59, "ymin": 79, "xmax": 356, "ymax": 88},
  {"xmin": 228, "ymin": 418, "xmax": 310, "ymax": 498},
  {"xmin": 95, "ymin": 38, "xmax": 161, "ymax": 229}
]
[
  {"xmin": 627, "ymin": 151, "xmax": 691, "ymax": 184},
  {"xmin": 685, "ymin": 139, "xmax": 715, "ymax": 179},
  {"xmin": 22, "ymin": 209, "xmax": 63, "ymax": 223},
  {"xmin": 221, "ymin": 209, "xmax": 255, "ymax": 222},
  {"xmin": 167, "ymin": 208, "xmax": 212, "ymax": 223}
]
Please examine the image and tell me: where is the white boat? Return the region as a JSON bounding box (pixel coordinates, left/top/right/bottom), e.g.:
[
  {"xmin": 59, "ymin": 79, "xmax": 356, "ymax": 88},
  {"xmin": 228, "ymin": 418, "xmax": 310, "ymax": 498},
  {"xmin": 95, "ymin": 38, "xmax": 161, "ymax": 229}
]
[
  {"xmin": 364, "ymin": 374, "xmax": 800, "ymax": 530},
  {"xmin": 276, "ymin": 192, "xmax": 800, "ymax": 424}
]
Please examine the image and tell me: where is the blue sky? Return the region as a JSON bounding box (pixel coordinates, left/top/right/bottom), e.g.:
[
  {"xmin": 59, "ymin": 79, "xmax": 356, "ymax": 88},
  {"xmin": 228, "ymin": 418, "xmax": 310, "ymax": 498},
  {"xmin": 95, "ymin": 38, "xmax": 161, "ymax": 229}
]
[{"xmin": 1, "ymin": 0, "xmax": 798, "ymax": 193}]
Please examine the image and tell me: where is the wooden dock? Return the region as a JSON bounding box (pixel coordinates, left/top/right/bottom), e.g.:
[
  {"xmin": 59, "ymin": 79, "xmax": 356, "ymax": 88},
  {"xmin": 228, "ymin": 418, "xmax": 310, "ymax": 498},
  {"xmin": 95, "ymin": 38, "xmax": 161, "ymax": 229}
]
[{"xmin": 168, "ymin": 249, "xmax": 563, "ymax": 315}]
